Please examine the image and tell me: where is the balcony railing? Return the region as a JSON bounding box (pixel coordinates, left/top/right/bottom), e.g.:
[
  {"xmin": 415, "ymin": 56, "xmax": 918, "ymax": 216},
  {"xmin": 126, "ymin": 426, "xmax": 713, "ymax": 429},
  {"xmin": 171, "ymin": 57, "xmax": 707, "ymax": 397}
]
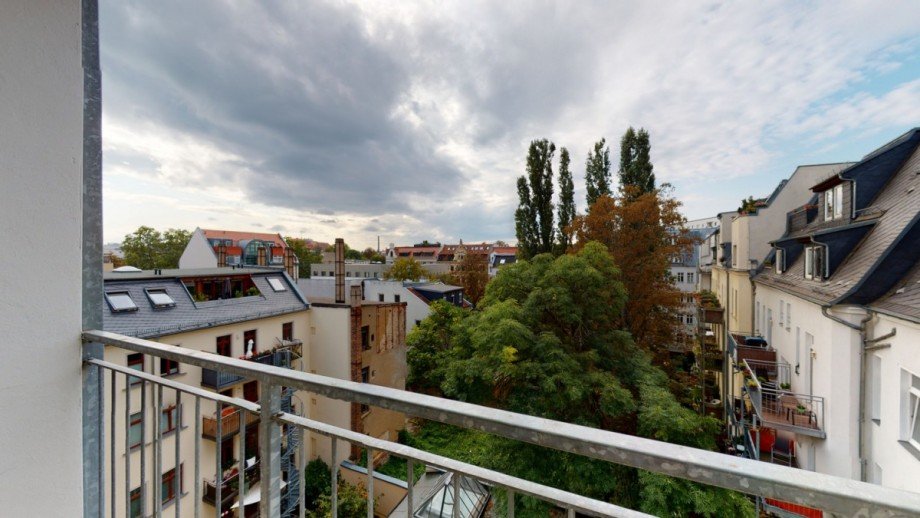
[
  {"xmin": 741, "ymin": 359, "xmax": 825, "ymax": 438},
  {"xmin": 81, "ymin": 330, "xmax": 920, "ymax": 518},
  {"xmin": 200, "ymin": 368, "xmax": 245, "ymax": 390},
  {"xmin": 202, "ymin": 459, "xmax": 261, "ymax": 508},
  {"xmin": 202, "ymin": 409, "xmax": 260, "ymax": 440}
]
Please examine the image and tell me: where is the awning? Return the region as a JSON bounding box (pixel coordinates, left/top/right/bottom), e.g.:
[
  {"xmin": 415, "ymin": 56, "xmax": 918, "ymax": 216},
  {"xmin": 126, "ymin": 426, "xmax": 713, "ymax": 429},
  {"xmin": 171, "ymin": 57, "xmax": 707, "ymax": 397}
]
[{"xmin": 230, "ymin": 480, "xmax": 288, "ymax": 509}]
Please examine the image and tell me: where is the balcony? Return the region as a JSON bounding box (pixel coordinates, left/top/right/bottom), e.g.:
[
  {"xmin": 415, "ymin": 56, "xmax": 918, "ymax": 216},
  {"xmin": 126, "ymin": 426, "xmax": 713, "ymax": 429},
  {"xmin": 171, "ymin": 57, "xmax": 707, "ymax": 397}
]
[
  {"xmin": 202, "ymin": 459, "xmax": 261, "ymax": 508},
  {"xmin": 732, "ymin": 333, "xmax": 776, "ymax": 364},
  {"xmin": 201, "ymin": 368, "xmax": 245, "ymax": 390},
  {"xmin": 202, "ymin": 408, "xmax": 260, "ymax": 440},
  {"xmin": 741, "ymin": 359, "xmax": 825, "ymax": 438},
  {"xmin": 81, "ymin": 329, "xmax": 920, "ymax": 517}
]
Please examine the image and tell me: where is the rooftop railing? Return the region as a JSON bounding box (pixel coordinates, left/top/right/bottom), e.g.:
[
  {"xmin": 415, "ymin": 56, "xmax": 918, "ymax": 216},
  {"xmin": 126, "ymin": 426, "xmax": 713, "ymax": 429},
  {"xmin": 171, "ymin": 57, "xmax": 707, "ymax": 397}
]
[{"xmin": 82, "ymin": 329, "xmax": 920, "ymax": 517}]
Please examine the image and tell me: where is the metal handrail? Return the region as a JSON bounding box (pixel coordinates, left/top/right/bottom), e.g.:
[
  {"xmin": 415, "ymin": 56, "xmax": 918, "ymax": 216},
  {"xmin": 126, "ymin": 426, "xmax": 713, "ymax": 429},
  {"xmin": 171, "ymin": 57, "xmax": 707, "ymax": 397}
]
[{"xmin": 83, "ymin": 330, "xmax": 920, "ymax": 517}]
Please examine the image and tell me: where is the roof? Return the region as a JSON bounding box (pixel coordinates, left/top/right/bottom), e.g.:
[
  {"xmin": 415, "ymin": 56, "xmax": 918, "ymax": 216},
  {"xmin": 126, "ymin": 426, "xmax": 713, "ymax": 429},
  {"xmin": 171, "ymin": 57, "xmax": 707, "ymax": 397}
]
[
  {"xmin": 202, "ymin": 229, "xmax": 287, "ymax": 248},
  {"xmin": 491, "ymin": 246, "xmax": 518, "ymax": 255},
  {"xmin": 411, "ymin": 282, "xmax": 463, "ymax": 293},
  {"xmin": 871, "ymin": 261, "xmax": 920, "ymax": 323},
  {"xmin": 755, "ymin": 131, "xmax": 920, "ymax": 306},
  {"xmin": 103, "ymin": 269, "xmax": 308, "ymax": 339}
]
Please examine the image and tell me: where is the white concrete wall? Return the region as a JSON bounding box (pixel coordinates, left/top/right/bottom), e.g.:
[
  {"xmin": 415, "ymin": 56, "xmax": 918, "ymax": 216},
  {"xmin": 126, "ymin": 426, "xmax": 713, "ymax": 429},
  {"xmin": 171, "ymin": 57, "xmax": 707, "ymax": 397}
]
[
  {"xmin": 865, "ymin": 312, "xmax": 920, "ymax": 492},
  {"xmin": 755, "ymin": 283, "xmax": 863, "ymax": 479},
  {"xmin": 178, "ymin": 228, "xmax": 217, "ymax": 269},
  {"xmin": 308, "ymin": 306, "xmax": 353, "ymax": 463},
  {"xmin": 0, "ymin": 2, "xmax": 85, "ymax": 514},
  {"xmin": 363, "ymin": 280, "xmax": 432, "ymax": 334}
]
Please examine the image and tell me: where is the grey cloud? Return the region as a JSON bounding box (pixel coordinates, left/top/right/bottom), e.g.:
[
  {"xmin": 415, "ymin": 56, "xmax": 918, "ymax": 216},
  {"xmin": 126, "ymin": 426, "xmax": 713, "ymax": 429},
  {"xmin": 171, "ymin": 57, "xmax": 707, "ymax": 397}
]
[{"xmin": 269, "ymin": 224, "xmax": 287, "ymax": 232}]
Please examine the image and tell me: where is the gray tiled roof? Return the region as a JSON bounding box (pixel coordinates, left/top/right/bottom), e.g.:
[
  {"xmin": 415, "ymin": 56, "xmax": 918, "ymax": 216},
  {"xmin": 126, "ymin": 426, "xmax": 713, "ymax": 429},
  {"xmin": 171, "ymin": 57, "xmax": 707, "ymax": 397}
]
[
  {"xmin": 103, "ymin": 271, "xmax": 308, "ymax": 339},
  {"xmin": 756, "ymin": 133, "xmax": 920, "ymax": 305},
  {"xmin": 871, "ymin": 262, "xmax": 920, "ymax": 323}
]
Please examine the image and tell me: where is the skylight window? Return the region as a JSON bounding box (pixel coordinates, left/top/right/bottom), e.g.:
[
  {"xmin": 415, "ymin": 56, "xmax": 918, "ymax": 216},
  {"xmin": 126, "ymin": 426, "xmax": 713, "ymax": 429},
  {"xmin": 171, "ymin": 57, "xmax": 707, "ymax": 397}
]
[
  {"xmin": 267, "ymin": 277, "xmax": 286, "ymax": 292},
  {"xmin": 106, "ymin": 292, "xmax": 138, "ymax": 312},
  {"xmin": 145, "ymin": 288, "xmax": 175, "ymax": 308}
]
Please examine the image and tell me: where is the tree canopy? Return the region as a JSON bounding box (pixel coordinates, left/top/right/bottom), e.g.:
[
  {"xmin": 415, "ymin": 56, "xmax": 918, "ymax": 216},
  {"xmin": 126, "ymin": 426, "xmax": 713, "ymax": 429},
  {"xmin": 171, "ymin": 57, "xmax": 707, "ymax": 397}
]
[
  {"xmin": 447, "ymin": 252, "xmax": 489, "ymax": 306},
  {"xmin": 619, "ymin": 127, "xmax": 655, "ymax": 198},
  {"xmin": 121, "ymin": 226, "xmax": 191, "ymax": 270},
  {"xmin": 385, "ymin": 257, "xmax": 425, "ymax": 281},
  {"xmin": 585, "ymin": 138, "xmax": 612, "ymax": 207},
  {"xmin": 556, "ymin": 147, "xmax": 576, "ymax": 254},
  {"xmin": 515, "ymin": 139, "xmax": 556, "ymax": 259},
  {"xmin": 285, "ymin": 237, "xmax": 324, "ymax": 278}
]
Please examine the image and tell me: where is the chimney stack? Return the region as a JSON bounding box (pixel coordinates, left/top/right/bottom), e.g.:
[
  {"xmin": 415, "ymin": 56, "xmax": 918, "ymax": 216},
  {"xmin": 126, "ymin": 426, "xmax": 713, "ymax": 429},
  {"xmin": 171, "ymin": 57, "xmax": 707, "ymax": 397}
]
[
  {"xmin": 257, "ymin": 246, "xmax": 267, "ymax": 266},
  {"xmin": 217, "ymin": 244, "xmax": 227, "ymax": 267},
  {"xmin": 284, "ymin": 247, "xmax": 297, "ymax": 279},
  {"xmin": 334, "ymin": 238, "xmax": 345, "ymax": 303}
]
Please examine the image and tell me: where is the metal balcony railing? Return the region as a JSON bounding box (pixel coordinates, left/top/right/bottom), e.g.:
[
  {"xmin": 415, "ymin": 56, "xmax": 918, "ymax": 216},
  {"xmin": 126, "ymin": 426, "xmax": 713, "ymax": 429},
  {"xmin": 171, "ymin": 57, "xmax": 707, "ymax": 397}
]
[
  {"xmin": 201, "ymin": 409, "xmax": 260, "ymax": 440},
  {"xmin": 200, "ymin": 367, "xmax": 245, "ymax": 390},
  {"xmin": 81, "ymin": 330, "xmax": 920, "ymax": 518},
  {"xmin": 741, "ymin": 359, "xmax": 825, "ymax": 438}
]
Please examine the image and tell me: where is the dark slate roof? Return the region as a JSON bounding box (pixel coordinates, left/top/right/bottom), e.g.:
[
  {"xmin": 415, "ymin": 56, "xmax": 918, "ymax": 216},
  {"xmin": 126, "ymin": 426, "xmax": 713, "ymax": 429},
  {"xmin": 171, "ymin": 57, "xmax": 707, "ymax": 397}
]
[
  {"xmin": 491, "ymin": 254, "xmax": 517, "ymax": 267},
  {"xmin": 103, "ymin": 270, "xmax": 308, "ymax": 339},
  {"xmin": 871, "ymin": 261, "xmax": 920, "ymax": 323},
  {"xmin": 755, "ymin": 130, "xmax": 920, "ymax": 306},
  {"xmin": 840, "ymin": 128, "xmax": 920, "ymax": 211}
]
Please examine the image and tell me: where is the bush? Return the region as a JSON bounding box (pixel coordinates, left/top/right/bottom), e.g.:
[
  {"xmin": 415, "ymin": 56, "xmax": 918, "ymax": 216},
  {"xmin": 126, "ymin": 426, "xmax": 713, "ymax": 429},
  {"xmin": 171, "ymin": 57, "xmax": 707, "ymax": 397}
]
[{"xmin": 303, "ymin": 458, "xmax": 331, "ymax": 509}]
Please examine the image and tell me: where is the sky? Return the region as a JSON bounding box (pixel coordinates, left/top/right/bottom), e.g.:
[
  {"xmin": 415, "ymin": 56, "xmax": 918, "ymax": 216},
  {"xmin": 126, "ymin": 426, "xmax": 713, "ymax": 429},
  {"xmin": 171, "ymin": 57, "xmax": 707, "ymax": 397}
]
[{"xmin": 100, "ymin": 1, "xmax": 920, "ymax": 250}]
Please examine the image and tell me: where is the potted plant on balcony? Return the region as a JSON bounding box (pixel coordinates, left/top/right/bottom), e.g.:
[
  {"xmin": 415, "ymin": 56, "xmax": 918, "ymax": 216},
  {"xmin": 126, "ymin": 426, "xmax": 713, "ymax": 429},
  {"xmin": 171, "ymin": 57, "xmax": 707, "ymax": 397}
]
[
  {"xmin": 796, "ymin": 404, "xmax": 808, "ymax": 415},
  {"xmin": 746, "ymin": 379, "xmax": 759, "ymax": 389}
]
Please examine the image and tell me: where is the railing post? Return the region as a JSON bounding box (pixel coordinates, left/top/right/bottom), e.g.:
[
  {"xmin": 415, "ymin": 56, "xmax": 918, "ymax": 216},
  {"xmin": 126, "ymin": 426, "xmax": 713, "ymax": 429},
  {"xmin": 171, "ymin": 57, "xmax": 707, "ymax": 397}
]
[{"xmin": 259, "ymin": 383, "xmax": 282, "ymax": 517}]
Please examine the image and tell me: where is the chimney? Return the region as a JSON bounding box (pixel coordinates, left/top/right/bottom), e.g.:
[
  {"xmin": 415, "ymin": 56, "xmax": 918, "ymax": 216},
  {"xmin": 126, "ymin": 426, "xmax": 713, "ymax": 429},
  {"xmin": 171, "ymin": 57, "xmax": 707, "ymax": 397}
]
[
  {"xmin": 257, "ymin": 246, "xmax": 267, "ymax": 266},
  {"xmin": 350, "ymin": 284, "xmax": 362, "ymax": 308},
  {"xmin": 284, "ymin": 247, "xmax": 297, "ymax": 279},
  {"xmin": 334, "ymin": 238, "xmax": 345, "ymax": 303},
  {"xmin": 217, "ymin": 244, "xmax": 227, "ymax": 267}
]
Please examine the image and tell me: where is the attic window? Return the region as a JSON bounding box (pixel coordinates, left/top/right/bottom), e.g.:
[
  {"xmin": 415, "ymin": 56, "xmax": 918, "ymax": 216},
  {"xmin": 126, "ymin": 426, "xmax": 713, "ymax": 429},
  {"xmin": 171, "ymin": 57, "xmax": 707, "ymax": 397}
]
[
  {"xmin": 804, "ymin": 245, "xmax": 827, "ymax": 280},
  {"xmin": 825, "ymin": 184, "xmax": 844, "ymax": 221},
  {"xmin": 774, "ymin": 248, "xmax": 785, "ymax": 274},
  {"xmin": 106, "ymin": 292, "xmax": 138, "ymax": 313},
  {"xmin": 267, "ymin": 278, "xmax": 286, "ymax": 292},
  {"xmin": 145, "ymin": 289, "xmax": 175, "ymax": 308}
]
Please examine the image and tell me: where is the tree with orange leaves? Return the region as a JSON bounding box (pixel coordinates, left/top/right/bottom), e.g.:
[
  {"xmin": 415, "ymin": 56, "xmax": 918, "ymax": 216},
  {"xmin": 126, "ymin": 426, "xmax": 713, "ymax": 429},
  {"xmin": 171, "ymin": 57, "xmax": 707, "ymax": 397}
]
[{"xmin": 571, "ymin": 185, "xmax": 693, "ymax": 355}]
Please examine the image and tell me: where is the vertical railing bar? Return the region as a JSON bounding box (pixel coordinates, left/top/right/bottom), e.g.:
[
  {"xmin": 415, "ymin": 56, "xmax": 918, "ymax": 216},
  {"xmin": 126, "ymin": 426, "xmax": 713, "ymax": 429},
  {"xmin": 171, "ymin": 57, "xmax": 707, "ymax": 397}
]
[
  {"xmin": 452, "ymin": 473, "xmax": 460, "ymax": 518},
  {"xmin": 239, "ymin": 410, "xmax": 246, "ymax": 513},
  {"xmin": 406, "ymin": 459, "xmax": 414, "ymax": 518},
  {"xmin": 98, "ymin": 364, "xmax": 106, "ymax": 517},
  {"xmin": 567, "ymin": 507, "xmax": 575, "ymax": 518},
  {"xmin": 259, "ymin": 383, "xmax": 282, "ymax": 518},
  {"xmin": 298, "ymin": 426, "xmax": 306, "ymax": 518},
  {"xmin": 194, "ymin": 397, "xmax": 201, "ymax": 518},
  {"xmin": 152, "ymin": 381, "xmax": 159, "ymax": 515},
  {"xmin": 110, "ymin": 369, "xmax": 117, "ymax": 518},
  {"xmin": 507, "ymin": 488, "xmax": 514, "ymax": 518},
  {"xmin": 366, "ymin": 447, "xmax": 374, "ymax": 518},
  {"xmin": 156, "ymin": 384, "xmax": 164, "ymax": 517},
  {"xmin": 140, "ymin": 379, "xmax": 147, "ymax": 517},
  {"xmin": 330, "ymin": 438, "xmax": 338, "ymax": 518},
  {"xmin": 125, "ymin": 372, "xmax": 132, "ymax": 518},
  {"xmin": 216, "ymin": 401, "xmax": 222, "ymax": 518},
  {"xmin": 175, "ymin": 390, "xmax": 182, "ymax": 518}
]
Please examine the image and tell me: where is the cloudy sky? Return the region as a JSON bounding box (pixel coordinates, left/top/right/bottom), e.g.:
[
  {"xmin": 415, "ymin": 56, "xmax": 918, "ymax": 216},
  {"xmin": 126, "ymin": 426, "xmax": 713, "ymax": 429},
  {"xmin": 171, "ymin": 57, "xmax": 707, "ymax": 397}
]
[{"xmin": 100, "ymin": 1, "xmax": 920, "ymax": 249}]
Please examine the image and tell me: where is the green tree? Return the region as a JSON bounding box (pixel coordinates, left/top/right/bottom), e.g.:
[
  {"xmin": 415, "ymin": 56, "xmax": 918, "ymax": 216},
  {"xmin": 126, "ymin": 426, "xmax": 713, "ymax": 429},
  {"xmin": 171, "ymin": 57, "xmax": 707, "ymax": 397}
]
[
  {"xmin": 286, "ymin": 237, "xmax": 324, "ymax": 278},
  {"xmin": 619, "ymin": 127, "xmax": 655, "ymax": 199},
  {"xmin": 556, "ymin": 147, "xmax": 576, "ymax": 254},
  {"xmin": 514, "ymin": 139, "xmax": 555, "ymax": 259},
  {"xmin": 385, "ymin": 257, "xmax": 425, "ymax": 281},
  {"xmin": 121, "ymin": 226, "xmax": 191, "ymax": 270},
  {"xmin": 361, "ymin": 247, "xmax": 385, "ymax": 263},
  {"xmin": 307, "ymin": 480, "xmax": 370, "ymax": 518},
  {"xmin": 737, "ymin": 196, "xmax": 758, "ymax": 214},
  {"xmin": 302, "ymin": 458, "xmax": 332, "ymax": 509},
  {"xmin": 585, "ymin": 138, "xmax": 611, "ymax": 207}
]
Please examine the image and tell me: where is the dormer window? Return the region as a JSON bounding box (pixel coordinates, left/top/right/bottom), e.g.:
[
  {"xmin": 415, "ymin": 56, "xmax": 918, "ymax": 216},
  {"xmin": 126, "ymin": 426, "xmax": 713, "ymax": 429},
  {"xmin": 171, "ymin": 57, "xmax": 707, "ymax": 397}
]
[
  {"xmin": 106, "ymin": 291, "xmax": 138, "ymax": 312},
  {"xmin": 804, "ymin": 245, "xmax": 827, "ymax": 280},
  {"xmin": 145, "ymin": 288, "xmax": 175, "ymax": 308},
  {"xmin": 774, "ymin": 248, "xmax": 785, "ymax": 274},
  {"xmin": 825, "ymin": 184, "xmax": 844, "ymax": 221}
]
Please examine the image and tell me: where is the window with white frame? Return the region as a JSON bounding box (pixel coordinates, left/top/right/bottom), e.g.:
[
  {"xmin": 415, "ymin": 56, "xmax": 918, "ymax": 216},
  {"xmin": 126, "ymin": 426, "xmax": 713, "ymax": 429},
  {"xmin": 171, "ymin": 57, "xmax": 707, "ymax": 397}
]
[
  {"xmin": 804, "ymin": 245, "xmax": 826, "ymax": 280},
  {"xmin": 775, "ymin": 248, "xmax": 785, "ymax": 273},
  {"xmin": 687, "ymin": 272, "xmax": 695, "ymax": 284},
  {"xmin": 676, "ymin": 272, "xmax": 685, "ymax": 283},
  {"xmin": 904, "ymin": 370, "xmax": 920, "ymax": 450},
  {"xmin": 779, "ymin": 299, "xmax": 785, "ymax": 327},
  {"xmin": 785, "ymin": 302, "xmax": 791, "ymax": 330},
  {"xmin": 824, "ymin": 184, "xmax": 844, "ymax": 221}
]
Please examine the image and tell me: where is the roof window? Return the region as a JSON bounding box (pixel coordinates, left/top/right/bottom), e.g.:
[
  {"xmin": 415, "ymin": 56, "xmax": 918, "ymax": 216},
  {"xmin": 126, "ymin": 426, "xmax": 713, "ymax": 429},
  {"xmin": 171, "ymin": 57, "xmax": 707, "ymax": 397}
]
[
  {"xmin": 145, "ymin": 288, "xmax": 175, "ymax": 308},
  {"xmin": 267, "ymin": 277, "xmax": 287, "ymax": 292},
  {"xmin": 106, "ymin": 292, "xmax": 138, "ymax": 313}
]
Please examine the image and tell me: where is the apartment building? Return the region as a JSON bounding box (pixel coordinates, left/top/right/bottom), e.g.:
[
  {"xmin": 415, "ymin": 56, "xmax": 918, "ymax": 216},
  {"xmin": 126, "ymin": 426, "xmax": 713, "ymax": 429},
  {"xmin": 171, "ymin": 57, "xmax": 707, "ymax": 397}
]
[
  {"xmin": 745, "ymin": 129, "xmax": 920, "ymax": 491},
  {"xmin": 363, "ymin": 279, "xmax": 465, "ymax": 334},
  {"xmin": 180, "ymin": 228, "xmax": 299, "ymax": 278},
  {"xmin": 102, "ymin": 268, "xmax": 310, "ymax": 517}
]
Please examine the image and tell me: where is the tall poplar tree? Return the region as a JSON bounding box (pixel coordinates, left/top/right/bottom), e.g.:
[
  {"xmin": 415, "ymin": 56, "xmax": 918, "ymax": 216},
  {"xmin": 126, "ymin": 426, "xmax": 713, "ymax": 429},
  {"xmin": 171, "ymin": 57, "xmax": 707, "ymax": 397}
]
[
  {"xmin": 556, "ymin": 147, "xmax": 576, "ymax": 254},
  {"xmin": 618, "ymin": 127, "xmax": 655, "ymax": 199},
  {"xmin": 514, "ymin": 139, "xmax": 556, "ymax": 259},
  {"xmin": 584, "ymin": 138, "xmax": 612, "ymax": 208}
]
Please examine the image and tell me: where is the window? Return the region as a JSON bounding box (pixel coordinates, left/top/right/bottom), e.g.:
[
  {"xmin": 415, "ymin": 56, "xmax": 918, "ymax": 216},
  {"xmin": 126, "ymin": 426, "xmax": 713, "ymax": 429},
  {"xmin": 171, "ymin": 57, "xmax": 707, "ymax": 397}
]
[
  {"xmin": 216, "ymin": 335, "xmax": 231, "ymax": 357},
  {"xmin": 145, "ymin": 288, "xmax": 175, "ymax": 308},
  {"xmin": 904, "ymin": 370, "xmax": 920, "ymax": 450},
  {"xmin": 415, "ymin": 320, "xmax": 421, "ymax": 326},
  {"xmin": 361, "ymin": 325, "xmax": 370, "ymax": 350},
  {"xmin": 161, "ymin": 464, "xmax": 184, "ymax": 505},
  {"xmin": 267, "ymin": 277, "xmax": 286, "ymax": 292},
  {"xmin": 786, "ymin": 302, "xmax": 791, "ymax": 330},
  {"xmin": 804, "ymin": 245, "xmax": 826, "ymax": 280},
  {"xmin": 128, "ymin": 353, "xmax": 144, "ymax": 386},
  {"xmin": 755, "ymin": 302, "xmax": 760, "ymax": 333},
  {"xmin": 732, "ymin": 245, "xmax": 737, "ymax": 267},
  {"xmin": 779, "ymin": 299, "xmax": 785, "ymax": 327},
  {"xmin": 775, "ymin": 248, "xmax": 785, "ymax": 273},
  {"xmin": 129, "ymin": 411, "xmax": 143, "ymax": 448},
  {"xmin": 394, "ymin": 294, "xmax": 401, "ymax": 303},
  {"xmin": 676, "ymin": 272, "xmax": 685, "ymax": 283},
  {"xmin": 129, "ymin": 487, "xmax": 142, "ymax": 518},
  {"xmin": 106, "ymin": 291, "xmax": 138, "ymax": 312},
  {"xmin": 160, "ymin": 358, "xmax": 179, "ymax": 376},
  {"xmin": 244, "ymin": 330, "xmax": 257, "ymax": 355},
  {"xmin": 282, "ymin": 322, "xmax": 293, "ymax": 341},
  {"xmin": 687, "ymin": 272, "xmax": 694, "ymax": 284},
  {"xmin": 869, "ymin": 355, "xmax": 881, "ymax": 422},
  {"xmin": 825, "ymin": 184, "xmax": 844, "ymax": 221},
  {"xmin": 378, "ymin": 293, "xmax": 384, "ymax": 302},
  {"xmin": 160, "ymin": 405, "xmax": 180, "ymax": 434}
]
